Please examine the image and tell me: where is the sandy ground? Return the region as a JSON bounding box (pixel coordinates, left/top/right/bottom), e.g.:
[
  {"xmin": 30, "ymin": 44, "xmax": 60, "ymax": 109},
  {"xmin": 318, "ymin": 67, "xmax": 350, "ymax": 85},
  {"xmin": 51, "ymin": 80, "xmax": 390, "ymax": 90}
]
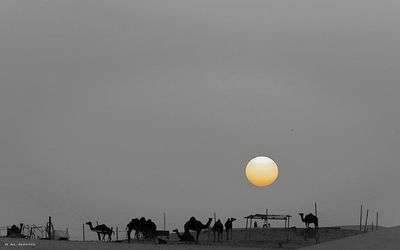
[
  {"xmin": 300, "ymin": 226, "xmax": 400, "ymax": 250},
  {"xmin": 0, "ymin": 238, "xmax": 259, "ymax": 250},
  {"xmin": 0, "ymin": 227, "xmax": 365, "ymax": 250}
]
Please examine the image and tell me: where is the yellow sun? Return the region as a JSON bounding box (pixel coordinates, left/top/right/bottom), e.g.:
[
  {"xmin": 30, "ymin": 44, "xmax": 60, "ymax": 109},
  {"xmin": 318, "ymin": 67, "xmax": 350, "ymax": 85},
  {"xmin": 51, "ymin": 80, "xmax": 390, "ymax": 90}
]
[{"xmin": 245, "ymin": 156, "xmax": 279, "ymax": 187}]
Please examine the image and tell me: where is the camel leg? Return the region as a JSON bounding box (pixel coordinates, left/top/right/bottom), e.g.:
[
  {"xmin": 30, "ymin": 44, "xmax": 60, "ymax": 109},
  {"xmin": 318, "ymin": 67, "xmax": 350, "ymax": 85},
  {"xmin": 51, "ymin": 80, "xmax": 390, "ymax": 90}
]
[
  {"xmin": 97, "ymin": 233, "xmax": 101, "ymax": 241},
  {"xmin": 127, "ymin": 230, "xmax": 131, "ymax": 243},
  {"xmin": 196, "ymin": 231, "xmax": 200, "ymax": 244}
]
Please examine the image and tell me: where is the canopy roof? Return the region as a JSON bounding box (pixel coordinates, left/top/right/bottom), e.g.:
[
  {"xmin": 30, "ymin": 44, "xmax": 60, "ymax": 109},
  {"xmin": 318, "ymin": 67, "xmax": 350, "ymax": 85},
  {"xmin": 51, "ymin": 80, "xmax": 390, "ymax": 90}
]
[{"xmin": 244, "ymin": 214, "xmax": 291, "ymax": 220}]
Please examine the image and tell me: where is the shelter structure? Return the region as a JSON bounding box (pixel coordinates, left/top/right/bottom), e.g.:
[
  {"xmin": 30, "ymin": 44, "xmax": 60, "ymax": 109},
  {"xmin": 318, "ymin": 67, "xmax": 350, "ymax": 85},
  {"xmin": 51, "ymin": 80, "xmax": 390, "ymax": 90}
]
[{"xmin": 244, "ymin": 213, "xmax": 292, "ymax": 241}]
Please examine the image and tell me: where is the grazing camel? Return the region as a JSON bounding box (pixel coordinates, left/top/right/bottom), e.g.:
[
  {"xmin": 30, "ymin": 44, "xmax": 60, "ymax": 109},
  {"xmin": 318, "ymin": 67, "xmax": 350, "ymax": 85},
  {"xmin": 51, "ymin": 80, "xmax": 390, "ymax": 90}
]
[
  {"xmin": 173, "ymin": 229, "xmax": 195, "ymax": 243},
  {"xmin": 184, "ymin": 217, "xmax": 212, "ymax": 244},
  {"xmin": 299, "ymin": 213, "xmax": 318, "ymax": 228},
  {"xmin": 86, "ymin": 222, "xmax": 113, "ymax": 241},
  {"xmin": 211, "ymin": 220, "xmax": 223, "ymax": 242},
  {"xmin": 224, "ymin": 218, "xmax": 236, "ymax": 240}
]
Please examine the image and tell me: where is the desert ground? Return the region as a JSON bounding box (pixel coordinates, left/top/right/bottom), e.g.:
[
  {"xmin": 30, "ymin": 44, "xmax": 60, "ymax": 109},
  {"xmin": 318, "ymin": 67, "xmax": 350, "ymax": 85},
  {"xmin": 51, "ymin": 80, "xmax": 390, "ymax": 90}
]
[
  {"xmin": 0, "ymin": 226, "xmax": 372, "ymax": 250},
  {"xmin": 301, "ymin": 225, "xmax": 400, "ymax": 250}
]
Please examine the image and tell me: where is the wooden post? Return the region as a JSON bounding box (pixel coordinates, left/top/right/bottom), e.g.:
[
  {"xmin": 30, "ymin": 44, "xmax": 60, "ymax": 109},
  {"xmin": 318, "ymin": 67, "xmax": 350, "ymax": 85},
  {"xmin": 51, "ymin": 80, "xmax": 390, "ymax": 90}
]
[
  {"xmin": 163, "ymin": 212, "xmax": 166, "ymax": 231},
  {"xmin": 116, "ymin": 226, "xmax": 118, "ymax": 241},
  {"xmin": 359, "ymin": 205, "xmax": 363, "ymax": 231},
  {"xmin": 314, "ymin": 202, "xmax": 318, "ymax": 217},
  {"xmin": 376, "ymin": 212, "xmax": 379, "ymax": 230},
  {"xmin": 245, "ymin": 218, "xmax": 248, "ymax": 240},
  {"xmin": 48, "ymin": 217, "xmax": 52, "ymax": 239},
  {"xmin": 364, "ymin": 209, "xmax": 369, "ymax": 232},
  {"xmin": 82, "ymin": 223, "xmax": 85, "ymax": 241},
  {"xmin": 249, "ymin": 218, "xmax": 252, "ymax": 240}
]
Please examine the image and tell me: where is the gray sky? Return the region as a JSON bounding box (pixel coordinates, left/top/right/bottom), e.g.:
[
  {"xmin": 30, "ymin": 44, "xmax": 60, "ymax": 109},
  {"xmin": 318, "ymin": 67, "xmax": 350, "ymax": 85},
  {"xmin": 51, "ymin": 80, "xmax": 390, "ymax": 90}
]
[{"xmin": 1, "ymin": 0, "xmax": 400, "ymax": 239}]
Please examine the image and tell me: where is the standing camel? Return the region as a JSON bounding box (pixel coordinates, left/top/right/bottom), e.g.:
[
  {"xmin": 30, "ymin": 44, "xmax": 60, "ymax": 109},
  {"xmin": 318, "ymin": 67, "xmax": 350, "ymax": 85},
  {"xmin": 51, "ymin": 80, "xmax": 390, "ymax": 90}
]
[
  {"xmin": 126, "ymin": 218, "xmax": 140, "ymax": 243},
  {"xmin": 224, "ymin": 218, "xmax": 236, "ymax": 240},
  {"xmin": 299, "ymin": 213, "xmax": 318, "ymax": 228},
  {"xmin": 86, "ymin": 222, "xmax": 113, "ymax": 241},
  {"xmin": 126, "ymin": 217, "xmax": 157, "ymax": 242},
  {"xmin": 211, "ymin": 220, "xmax": 223, "ymax": 242},
  {"xmin": 184, "ymin": 217, "xmax": 212, "ymax": 244}
]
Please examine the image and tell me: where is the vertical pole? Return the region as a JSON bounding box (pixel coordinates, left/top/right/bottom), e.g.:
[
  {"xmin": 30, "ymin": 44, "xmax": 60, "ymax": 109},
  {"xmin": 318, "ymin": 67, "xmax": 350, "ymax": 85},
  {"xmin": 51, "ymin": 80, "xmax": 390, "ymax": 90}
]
[
  {"xmin": 48, "ymin": 217, "xmax": 52, "ymax": 239},
  {"xmin": 214, "ymin": 212, "xmax": 216, "ymax": 222},
  {"xmin": 266, "ymin": 209, "xmax": 268, "ymax": 228},
  {"xmin": 83, "ymin": 224, "xmax": 85, "ymax": 241},
  {"xmin": 364, "ymin": 209, "xmax": 369, "ymax": 232},
  {"xmin": 315, "ymin": 202, "xmax": 318, "ymax": 217},
  {"xmin": 249, "ymin": 218, "xmax": 252, "ymax": 240},
  {"xmin": 116, "ymin": 226, "xmax": 119, "ymax": 241},
  {"xmin": 287, "ymin": 217, "xmax": 290, "ymax": 241},
  {"xmin": 376, "ymin": 212, "xmax": 379, "ymax": 231},
  {"xmin": 359, "ymin": 205, "xmax": 363, "ymax": 231},
  {"xmin": 245, "ymin": 218, "xmax": 248, "ymax": 240},
  {"xmin": 163, "ymin": 212, "xmax": 166, "ymax": 231}
]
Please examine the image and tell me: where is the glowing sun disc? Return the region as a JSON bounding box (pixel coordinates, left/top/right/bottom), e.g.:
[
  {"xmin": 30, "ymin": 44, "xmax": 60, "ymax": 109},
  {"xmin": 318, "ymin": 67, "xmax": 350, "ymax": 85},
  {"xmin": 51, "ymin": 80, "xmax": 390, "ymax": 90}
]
[{"xmin": 245, "ymin": 156, "xmax": 279, "ymax": 187}]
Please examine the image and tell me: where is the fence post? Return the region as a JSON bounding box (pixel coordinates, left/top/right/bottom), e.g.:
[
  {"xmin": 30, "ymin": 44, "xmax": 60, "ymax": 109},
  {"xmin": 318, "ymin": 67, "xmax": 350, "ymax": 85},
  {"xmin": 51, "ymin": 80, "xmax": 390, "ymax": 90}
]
[
  {"xmin": 163, "ymin": 212, "xmax": 166, "ymax": 231},
  {"xmin": 314, "ymin": 203, "xmax": 318, "ymax": 217},
  {"xmin": 359, "ymin": 205, "xmax": 363, "ymax": 231},
  {"xmin": 82, "ymin": 223, "xmax": 85, "ymax": 241},
  {"xmin": 364, "ymin": 209, "xmax": 369, "ymax": 232}
]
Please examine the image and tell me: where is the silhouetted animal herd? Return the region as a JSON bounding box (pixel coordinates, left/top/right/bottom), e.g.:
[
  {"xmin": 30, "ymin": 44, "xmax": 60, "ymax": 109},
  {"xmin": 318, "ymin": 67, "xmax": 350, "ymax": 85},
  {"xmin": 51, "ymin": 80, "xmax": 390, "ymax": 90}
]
[
  {"xmin": 126, "ymin": 217, "xmax": 157, "ymax": 242},
  {"xmin": 85, "ymin": 216, "xmax": 236, "ymax": 244},
  {"xmin": 84, "ymin": 212, "xmax": 319, "ymax": 244}
]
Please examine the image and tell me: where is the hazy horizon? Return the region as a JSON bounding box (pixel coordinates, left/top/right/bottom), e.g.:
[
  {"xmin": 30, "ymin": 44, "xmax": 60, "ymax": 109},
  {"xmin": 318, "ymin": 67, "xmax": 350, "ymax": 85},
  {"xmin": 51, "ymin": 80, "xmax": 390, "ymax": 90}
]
[{"xmin": 1, "ymin": 0, "xmax": 400, "ymax": 240}]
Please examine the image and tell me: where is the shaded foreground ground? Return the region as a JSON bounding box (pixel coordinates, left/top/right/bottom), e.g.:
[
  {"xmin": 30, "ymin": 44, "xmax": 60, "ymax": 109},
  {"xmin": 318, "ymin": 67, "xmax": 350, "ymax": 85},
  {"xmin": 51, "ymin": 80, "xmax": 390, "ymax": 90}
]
[
  {"xmin": 301, "ymin": 225, "xmax": 400, "ymax": 250},
  {"xmin": 0, "ymin": 227, "xmax": 363, "ymax": 250}
]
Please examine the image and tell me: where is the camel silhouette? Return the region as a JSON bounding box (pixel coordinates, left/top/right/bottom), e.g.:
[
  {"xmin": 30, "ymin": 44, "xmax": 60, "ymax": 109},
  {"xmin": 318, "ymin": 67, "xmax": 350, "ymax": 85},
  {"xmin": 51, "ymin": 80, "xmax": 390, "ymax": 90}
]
[
  {"xmin": 224, "ymin": 218, "xmax": 236, "ymax": 240},
  {"xmin": 173, "ymin": 229, "xmax": 195, "ymax": 242},
  {"xmin": 211, "ymin": 220, "xmax": 223, "ymax": 242},
  {"xmin": 184, "ymin": 217, "xmax": 212, "ymax": 244},
  {"xmin": 299, "ymin": 213, "xmax": 318, "ymax": 228},
  {"xmin": 126, "ymin": 217, "xmax": 157, "ymax": 242},
  {"xmin": 86, "ymin": 222, "xmax": 113, "ymax": 241},
  {"xmin": 6, "ymin": 224, "xmax": 23, "ymax": 238},
  {"xmin": 126, "ymin": 218, "xmax": 140, "ymax": 243}
]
